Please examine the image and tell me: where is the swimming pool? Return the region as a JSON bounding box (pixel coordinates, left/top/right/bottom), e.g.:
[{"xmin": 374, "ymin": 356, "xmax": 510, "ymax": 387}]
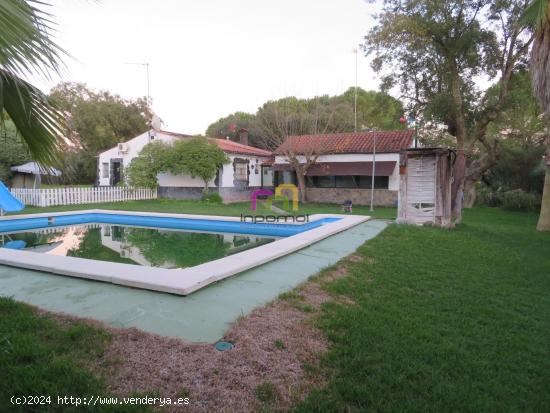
[
  {"xmin": 1, "ymin": 224, "xmax": 276, "ymax": 268},
  {"xmin": 0, "ymin": 210, "xmax": 369, "ymax": 295}
]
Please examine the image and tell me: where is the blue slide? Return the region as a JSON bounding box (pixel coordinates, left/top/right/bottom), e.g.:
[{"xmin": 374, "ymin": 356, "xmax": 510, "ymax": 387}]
[{"xmin": 0, "ymin": 181, "xmax": 25, "ymax": 213}]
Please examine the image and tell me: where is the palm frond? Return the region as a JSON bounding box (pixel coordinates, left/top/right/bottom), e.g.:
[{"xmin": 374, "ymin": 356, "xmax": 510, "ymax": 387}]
[
  {"xmin": 0, "ymin": 69, "xmax": 65, "ymax": 166},
  {"xmin": 519, "ymin": 0, "xmax": 549, "ymax": 31},
  {"xmin": 0, "ymin": 0, "xmax": 67, "ymax": 167},
  {"xmin": 0, "ymin": 0, "xmax": 65, "ymax": 78}
]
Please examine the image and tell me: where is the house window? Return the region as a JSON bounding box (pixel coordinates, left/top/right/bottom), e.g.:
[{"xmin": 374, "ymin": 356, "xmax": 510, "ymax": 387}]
[
  {"xmin": 234, "ymin": 162, "xmax": 248, "ymax": 181},
  {"xmin": 101, "ymin": 163, "xmax": 109, "ymax": 178},
  {"xmin": 306, "ymin": 175, "xmax": 389, "ymax": 189},
  {"xmin": 358, "ymin": 176, "xmax": 389, "ymax": 189}
]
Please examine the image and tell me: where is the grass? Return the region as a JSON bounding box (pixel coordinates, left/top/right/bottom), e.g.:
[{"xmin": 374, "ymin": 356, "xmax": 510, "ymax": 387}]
[
  {"xmin": 3, "ymin": 200, "xmax": 548, "ymax": 411},
  {"xmin": 13, "ymin": 198, "xmax": 397, "ymax": 220},
  {"xmin": 294, "ymin": 207, "xmax": 550, "ymax": 412},
  {"xmin": 0, "ymin": 299, "xmax": 150, "ymax": 412}
]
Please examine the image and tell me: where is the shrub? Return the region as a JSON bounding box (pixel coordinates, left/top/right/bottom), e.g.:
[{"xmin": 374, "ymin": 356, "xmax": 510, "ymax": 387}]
[
  {"xmin": 476, "ymin": 187, "xmax": 503, "ymax": 208},
  {"xmin": 201, "ymin": 191, "xmax": 223, "ymax": 204},
  {"xmin": 501, "ymin": 190, "xmax": 541, "ymax": 212}
]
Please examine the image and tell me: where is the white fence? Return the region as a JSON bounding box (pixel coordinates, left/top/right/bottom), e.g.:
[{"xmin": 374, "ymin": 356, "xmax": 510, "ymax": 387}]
[{"xmin": 10, "ymin": 187, "xmax": 157, "ymax": 207}]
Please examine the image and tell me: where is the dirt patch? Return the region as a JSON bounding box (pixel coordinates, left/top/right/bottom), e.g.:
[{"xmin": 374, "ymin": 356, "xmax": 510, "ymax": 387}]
[
  {"xmin": 38, "ymin": 265, "xmax": 354, "ymax": 412},
  {"xmin": 97, "ymin": 289, "xmax": 333, "ymax": 412},
  {"xmin": 348, "ymin": 254, "xmax": 364, "ymax": 263}
]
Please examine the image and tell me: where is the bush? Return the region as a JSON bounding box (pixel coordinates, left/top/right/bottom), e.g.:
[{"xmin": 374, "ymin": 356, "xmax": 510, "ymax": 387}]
[
  {"xmin": 501, "ymin": 190, "xmax": 541, "ymax": 212},
  {"xmin": 201, "ymin": 191, "xmax": 223, "ymax": 204},
  {"xmin": 476, "ymin": 186, "xmax": 503, "ymax": 207},
  {"xmin": 476, "ymin": 186, "xmax": 541, "ymax": 212}
]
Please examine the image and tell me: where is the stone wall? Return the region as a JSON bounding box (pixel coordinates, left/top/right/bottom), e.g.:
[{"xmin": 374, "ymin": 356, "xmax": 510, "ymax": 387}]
[
  {"xmin": 305, "ymin": 188, "xmax": 398, "ymax": 206},
  {"xmin": 158, "ymin": 187, "xmax": 206, "ymax": 200},
  {"xmin": 159, "ymin": 186, "xmax": 273, "ymax": 204},
  {"xmin": 219, "ymin": 186, "xmax": 273, "ymax": 203}
]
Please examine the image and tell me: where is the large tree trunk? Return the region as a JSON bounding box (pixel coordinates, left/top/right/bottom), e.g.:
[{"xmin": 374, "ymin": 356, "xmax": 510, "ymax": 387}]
[
  {"xmin": 537, "ymin": 155, "xmax": 550, "ymax": 232},
  {"xmin": 531, "ymin": 6, "xmax": 550, "ymax": 120}
]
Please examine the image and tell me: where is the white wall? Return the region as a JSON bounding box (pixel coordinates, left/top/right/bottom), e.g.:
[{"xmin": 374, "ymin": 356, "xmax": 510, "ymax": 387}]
[
  {"xmin": 98, "ymin": 131, "xmax": 271, "ymax": 188},
  {"xmin": 98, "ymin": 130, "xmax": 181, "ymax": 186},
  {"xmin": 220, "ymin": 155, "xmax": 269, "ymax": 188},
  {"xmin": 274, "ymin": 153, "xmax": 400, "ymax": 191}
]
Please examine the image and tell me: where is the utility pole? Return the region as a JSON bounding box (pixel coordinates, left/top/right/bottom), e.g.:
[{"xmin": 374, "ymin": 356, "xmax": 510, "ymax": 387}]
[
  {"xmin": 370, "ymin": 130, "xmax": 377, "ymax": 212},
  {"xmin": 353, "ymin": 48, "xmax": 358, "ymax": 132}
]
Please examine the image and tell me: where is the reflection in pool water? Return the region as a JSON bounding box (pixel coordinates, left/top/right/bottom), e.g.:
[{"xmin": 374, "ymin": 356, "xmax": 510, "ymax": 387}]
[{"xmin": 0, "ymin": 224, "xmax": 275, "ymax": 268}]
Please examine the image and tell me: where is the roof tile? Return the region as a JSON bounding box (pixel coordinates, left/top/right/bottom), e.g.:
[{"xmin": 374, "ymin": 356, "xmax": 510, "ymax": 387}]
[
  {"xmin": 274, "ymin": 130, "xmax": 414, "ymax": 154},
  {"xmin": 209, "ymin": 138, "xmax": 272, "ymax": 157}
]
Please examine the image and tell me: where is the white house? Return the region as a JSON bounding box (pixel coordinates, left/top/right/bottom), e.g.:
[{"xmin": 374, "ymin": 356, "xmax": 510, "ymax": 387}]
[
  {"xmin": 272, "ymin": 130, "xmax": 415, "ymax": 206},
  {"xmin": 97, "ymin": 128, "xmax": 273, "ymax": 202}
]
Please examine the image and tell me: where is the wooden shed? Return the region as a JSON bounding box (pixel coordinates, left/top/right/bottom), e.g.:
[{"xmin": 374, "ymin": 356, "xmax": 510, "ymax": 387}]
[{"xmin": 397, "ymin": 148, "xmax": 454, "ymax": 228}]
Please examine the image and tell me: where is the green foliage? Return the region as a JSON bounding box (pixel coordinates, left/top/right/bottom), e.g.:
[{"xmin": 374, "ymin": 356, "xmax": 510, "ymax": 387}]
[
  {"xmin": 50, "ymin": 82, "xmax": 151, "ymax": 183},
  {"xmin": 340, "ymin": 87, "xmax": 405, "ymax": 130},
  {"xmin": 484, "ymin": 141, "xmax": 546, "ymax": 194},
  {"xmin": 254, "ymin": 382, "xmax": 279, "ymax": 404},
  {"xmin": 501, "ymin": 190, "xmax": 542, "ymax": 212},
  {"xmin": 205, "ymin": 89, "xmax": 404, "ymax": 150},
  {"xmin": 201, "ymin": 191, "xmax": 223, "ymax": 204},
  {"xmin": 364, "ymin": 0, "xmax": 531, "ymax": 140},
  {"xmin": 0, "ymin": 121, "xmax": 31, "ymax": 182},
  {"xmin": 66, "ymin": 228, "xmax": 137, "ymax": 265},
  {"xmin": 125, "ymin": 228, "xmax": 231, "ymax": 268},
  {"xmin": 168, "ymin": 137, "xmax": 229, "ymax": 192},
  {"xmin": 205, "ymin": 111, "xmax": 258, "ymax": 144},
  {"xmin": 274, "ymin": 339, "xmax": 285, "ymax": 350},
  {"xmin": 519, "ymin": 0, "xmax": 549, "ymax": 30},
  {"xmin": 125, "ymin": 141, "xmax": 170, "ymax": 188},
  {"xmin": 0, "ymin": 298, "xmax": 150, "ymax": 412},
  {"xmin": 0, "ymin": 1, "xmax": 66, "ymax": 167},
  {"xmin": 477, "ymin": 187, "xmax": 542, "ymax": 212}
]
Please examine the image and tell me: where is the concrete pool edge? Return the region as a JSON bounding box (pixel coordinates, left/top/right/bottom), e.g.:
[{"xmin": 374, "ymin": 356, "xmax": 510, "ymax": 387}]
[{"xmin": 0, "ymin": 210, "xmax": 369, "ymax": 295}]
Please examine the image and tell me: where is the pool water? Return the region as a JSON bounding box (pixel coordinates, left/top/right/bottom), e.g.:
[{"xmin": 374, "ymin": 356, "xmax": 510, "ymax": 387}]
[{"xmin": 0, "ymin": 224, "xmax": 275, "ymax": 269}]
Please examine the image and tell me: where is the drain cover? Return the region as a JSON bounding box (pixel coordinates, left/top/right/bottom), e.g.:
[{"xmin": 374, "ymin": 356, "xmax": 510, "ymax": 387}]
[{"xmin": 215, "ymin": 341, "xmax": 234, "ymax": 351}]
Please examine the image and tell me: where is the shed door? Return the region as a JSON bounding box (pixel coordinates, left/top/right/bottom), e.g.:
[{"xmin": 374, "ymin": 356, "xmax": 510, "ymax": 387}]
[{"xmin": 406, "ymin": 156, "xmax": 436, "ymax": 223}]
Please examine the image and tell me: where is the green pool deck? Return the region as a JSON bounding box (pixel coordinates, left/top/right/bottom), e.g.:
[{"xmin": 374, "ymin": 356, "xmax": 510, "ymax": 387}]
[{"xmin": 0, "ymin": 220, "xmax": 388, "ymax": 342}]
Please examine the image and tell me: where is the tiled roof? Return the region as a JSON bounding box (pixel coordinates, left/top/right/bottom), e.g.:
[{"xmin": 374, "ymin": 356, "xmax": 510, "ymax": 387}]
[
  {"xmin": 159, "ymin": 130, "xmax": 193, "ymax": 138},
  {"xmin": 209, "ymin": 138, "xmax": 272, "ymax": 157},
  {"xmin": 274, "ymin": 130, "xmax": 414, "ymax": 155}
]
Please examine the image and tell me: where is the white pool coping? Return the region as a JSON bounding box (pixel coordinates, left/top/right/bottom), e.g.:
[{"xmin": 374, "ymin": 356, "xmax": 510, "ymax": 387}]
[{"xmin": 0, "ymin": 210, "xmax": 369, "ymax": 295}]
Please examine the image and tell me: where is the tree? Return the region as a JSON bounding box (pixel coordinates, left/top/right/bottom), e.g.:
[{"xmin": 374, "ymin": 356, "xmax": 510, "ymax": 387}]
[
  {"xmin": 254, "ymin": 96, "xmax": 354, "ymax": 151},
  {"xmin": 205, "ymin": 88, "xmax": 405, "ymax": 151},
  {"xmin": 50, "ymin": 82, "xmax": 151, "ymax": 183},
  {"xmin": 205, "ymin": 112, "xmax": 258, "ymax": 144},
  {"xmin": 0, "ymin": 0, "xmax": 66, "ymax": 167},
  {"xmin": 124, "ymin": 142, "xmax": 170, "ymax": 188},
  {"xmin": 340, "ymin": 87, "xmax": 405, "ymax": 131},
  {"xmin": 520, "ymin": 0, "xmax": 550, "ymax": 231},
  {"xmin": 168, "ymin": 137, "xmax": 229, "ymax": 193},
  {"xmin": 365, "ymin": 0, "xmax": 534, "ymax": 223},
  {"xmin": 471, "ymin": 69, "xmax": 547, "ymax": 205},
  {"xmin": 255, "ymin": 97, "xmax": 353, "ymax": 202}
]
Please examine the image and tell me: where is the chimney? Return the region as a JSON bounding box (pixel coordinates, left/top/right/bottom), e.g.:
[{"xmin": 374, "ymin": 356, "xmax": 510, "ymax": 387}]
[{"xmin": 238, "ymin": 128, "xmax": 249, "ymax": 146}]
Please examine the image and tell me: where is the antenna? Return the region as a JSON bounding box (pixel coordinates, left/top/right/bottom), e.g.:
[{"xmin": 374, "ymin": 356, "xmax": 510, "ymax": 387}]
[{"xmin": 124, "ymin": 62, "xmax": 150, "ymax": 107}]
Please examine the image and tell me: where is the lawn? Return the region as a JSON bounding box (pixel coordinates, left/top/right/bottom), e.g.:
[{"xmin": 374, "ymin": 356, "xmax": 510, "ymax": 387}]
[
  {"xmin": 0, "ymin": 299, "xmax": 150, "ymax": 412},
  {"xmin": 1, "ymin": 204, "xmax": 549, "ymax": 411},
  {"xmin": 295, "ymin": 207, "xmax": 550, "ymax": 412},
  {"xmin": 14, "ymin": 198, "xmax": 398, "ymax": 220}
]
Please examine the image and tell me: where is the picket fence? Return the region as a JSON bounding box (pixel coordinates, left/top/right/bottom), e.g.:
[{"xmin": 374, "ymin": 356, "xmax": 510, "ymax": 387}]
[{"xmin": 10, "ymin": 186, "xmax": 157, "ymax": 207}]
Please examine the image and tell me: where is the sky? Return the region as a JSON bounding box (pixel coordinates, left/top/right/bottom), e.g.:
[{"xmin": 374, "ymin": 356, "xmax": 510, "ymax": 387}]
[{"xmin": 33, "ymin": 0, "xmax": 383, "ymax": 135}]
